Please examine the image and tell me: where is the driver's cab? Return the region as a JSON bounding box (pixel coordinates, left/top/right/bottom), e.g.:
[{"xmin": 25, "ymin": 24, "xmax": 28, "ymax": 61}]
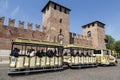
[
  {"xmin": 93, "ymin": 49, "xmax": 117, "ymax": 65},
  {"xmin": 93, "ymin": 50, "xmax": 108, "ymax": 56}
]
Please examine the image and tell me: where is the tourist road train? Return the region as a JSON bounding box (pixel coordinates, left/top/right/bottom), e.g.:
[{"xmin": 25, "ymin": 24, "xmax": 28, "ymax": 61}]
[{"xmin": 8, "ymin": 38, "xmax": 117, "ymax": 75}]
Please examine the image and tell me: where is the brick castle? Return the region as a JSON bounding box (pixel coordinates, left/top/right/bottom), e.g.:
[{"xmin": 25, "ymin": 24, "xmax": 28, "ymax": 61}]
[{"xmin": 0, "ymin": 1, "xmax": 106, "ymax": 53}]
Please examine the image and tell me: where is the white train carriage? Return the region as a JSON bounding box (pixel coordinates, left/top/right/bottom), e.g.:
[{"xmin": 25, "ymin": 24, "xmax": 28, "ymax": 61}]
[
  {"xmin": 8, "ymin": 38, "xmax": 63, "ymax": 74},
  {"xmin": 63, "ymin": 44, "xmax": 97, "ymax": 68}
]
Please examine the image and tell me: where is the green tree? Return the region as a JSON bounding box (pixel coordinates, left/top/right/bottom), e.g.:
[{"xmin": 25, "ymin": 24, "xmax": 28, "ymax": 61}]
[
  {"xmin": 114, "ymin": 40, "xmax": 120, "ymax": 56},
  {"xmin": 105, "ymin": 35, "xmax": 115, "ymax": 50}
]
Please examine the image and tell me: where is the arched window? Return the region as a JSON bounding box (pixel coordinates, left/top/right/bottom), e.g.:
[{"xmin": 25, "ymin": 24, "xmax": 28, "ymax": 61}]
[{"xmin": 87, "ymin": 31, "xmax": 91, "ymax": 37}]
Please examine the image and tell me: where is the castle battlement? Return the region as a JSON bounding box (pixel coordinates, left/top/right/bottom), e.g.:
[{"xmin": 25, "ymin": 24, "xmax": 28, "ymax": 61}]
[
  {"xmin": 18, "ymin": 21, "xmax": 24, "ymax": 29},
  {"xmin": 0, "ymin": 17, "xmax": 5, "ymax": 26},
  {"xmin": 0, "ymin": 17, "xmax": 41, "ymax": 32},
  {"xmin": 8, "ymin": 18, "xmax": 15, "ymax": 27},
  {"xmin": 82, "ymin": 21, "xmax": 105, "ymax": 28},
  {"xmin": 70, "ymin": 32, "xmax": 92, "ymax": 47},
  {"xmin": 70, "ymin": 32, "xmax": 92, "ymax": 40},
  {"xmin": 0, "ymin": 17, "xmax": 44, "ymax": 50}
]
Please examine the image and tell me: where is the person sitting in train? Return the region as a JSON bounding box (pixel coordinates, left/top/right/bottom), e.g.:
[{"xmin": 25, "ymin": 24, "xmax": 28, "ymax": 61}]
[
  {"xmin": 51, "ymin": 50, "xmax": 54, "ymax": 56},
  {"xmin": 64, "ymin": 51, "xmax": 68, "ymax": 56},
  {"xmin": 10, "ymin": 48, "xmax": 20, "ymax": 57},
  {"xmin": 81, "ymin": 52, "xmax": 85, "ymax": 57},
  {"xmin": 29, "ymin": 49, "xmax": 35, "ymax": 57},
  {"xmin": 54, "ymin": 49, "xmax": 59, "ymax": 57},
  {"xmin": 46, "ymin": 49, "xmax": 50, "ymax": 57},
  {"xmin": 10, "ymin": 48, "xmax": 17, "ymax": 56},
  {"xmin": 88, "ymin": 52, "xmax": 92, "ymax": 57},
  {"xmin": 71, "ymin": 51, "xmax": 76, "ymax": 57},
  {"xmin": 36, "ymin": 49, "xmax": 45, "ymax": 57},
  {"xmin": 83, "ymin": 53, "xmax": 87, "ymax": 57},
  {"xmin": 36, "ymin": 50, "xmax": 41, "ymax": 57},
  {"xmin": 76, "ymin": 51, "xmax": 79, "ymax": 56},
  {"xmin": 87, "ymin": 51, "xmax": 89, "ymax": 57},
  {"xmin": 41, "ymin": 49, "xmax": 45, "ymax": 56},
  {"xmin": 63, "ymin": 49, "xmax": 68, "ymax": 56},
  {"xmin": 70, "ymin": 52, "xmax": 74, "ymax": 56},
  {"xmin": 78, "ymin": 52, "xmax": 82, "ymax": 57},
  {"xmin": 46, "ymin": 49, "xmax": 53, "ymax": 57},
  {"xmin": 26, "ymin": 49, "xmax": 31, "ymax": 56},
  {"xmin": 86, "ymin": 52, "xmax": 89, "ymax": 56}
]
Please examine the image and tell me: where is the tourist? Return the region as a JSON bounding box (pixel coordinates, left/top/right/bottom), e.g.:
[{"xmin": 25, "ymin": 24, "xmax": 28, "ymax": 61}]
[
  {"xmin": 29, "ymin": 49, "xmax": 35, "ymax": 57},
  {"xmin": 10, "ymin": 48, "xmax": 20, "ymax": 57}
]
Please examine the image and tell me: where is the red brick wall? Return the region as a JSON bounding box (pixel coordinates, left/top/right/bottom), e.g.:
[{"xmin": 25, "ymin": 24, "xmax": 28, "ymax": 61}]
[{"xmin": 0, "ymin": 17, "xmax": 45, "ymax": 50}]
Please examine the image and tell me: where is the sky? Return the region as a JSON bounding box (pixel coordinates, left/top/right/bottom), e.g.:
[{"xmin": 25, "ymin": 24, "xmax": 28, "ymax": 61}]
[{"xmin": 0, "ymin": 0, "xmax": 120, "ymax": 40}]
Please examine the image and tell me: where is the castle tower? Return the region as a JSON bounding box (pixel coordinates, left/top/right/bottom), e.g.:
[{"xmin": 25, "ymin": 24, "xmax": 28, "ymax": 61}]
[
  {"xmin": 41, "ymin": 1, "xmax": 71, "ymax": 45},
  {"xmin": 82, "ymin": 21, "xmax": 106, "ymax": 50}
]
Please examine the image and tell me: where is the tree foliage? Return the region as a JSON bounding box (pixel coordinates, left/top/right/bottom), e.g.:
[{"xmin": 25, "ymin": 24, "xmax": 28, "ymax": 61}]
[
  {"xmin": 114, "ymin": 40, "xmax": 120, "ymax": 54},
  {"xmin": 105, "ymin": 35, "xmax": 115, "ymax": 50}
]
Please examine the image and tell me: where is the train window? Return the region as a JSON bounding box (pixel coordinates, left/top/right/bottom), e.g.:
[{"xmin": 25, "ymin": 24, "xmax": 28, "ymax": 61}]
[{"xmin": 94, "ymin": 50, "xmax": 101, "ymax": 54}]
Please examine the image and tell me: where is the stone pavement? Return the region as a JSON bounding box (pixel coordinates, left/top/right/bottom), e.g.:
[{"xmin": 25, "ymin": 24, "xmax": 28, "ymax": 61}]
[
  {"xmin": 0, "ymin": 61, "xmax": 9, "ymax": 65},
  {"xmin": 0, "ymin": 60, "xmax": 120, "ymax": 80},
  {"xmin": 0, "ymin": 54, "xmax": 9, "ymax": 65}
]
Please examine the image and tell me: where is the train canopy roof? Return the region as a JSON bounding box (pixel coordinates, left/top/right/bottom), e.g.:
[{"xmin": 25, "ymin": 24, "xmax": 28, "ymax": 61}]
[
  {"xmin": 64, "ymin": 44, "xmax": 95, "ymax": 49},
  {"xmin": 12, "ymin": 38, "xmax": 63, "ymax": 47}
]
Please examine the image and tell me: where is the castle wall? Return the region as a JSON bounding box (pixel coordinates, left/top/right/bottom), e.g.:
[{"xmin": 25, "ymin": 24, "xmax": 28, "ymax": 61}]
[
  {"xmin": 70, "ymin": 32, "xmax": 92, "ymax": 47},
  {"xmin": 0, "ymin": 17, "xmax": 44, "ymax": 50}
]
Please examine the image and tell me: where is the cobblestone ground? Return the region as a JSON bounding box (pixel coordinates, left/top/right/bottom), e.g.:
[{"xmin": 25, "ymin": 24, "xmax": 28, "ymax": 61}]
[{"xmin": 0, "ymin": 59, "xmax": 120, "ymax": 80}]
